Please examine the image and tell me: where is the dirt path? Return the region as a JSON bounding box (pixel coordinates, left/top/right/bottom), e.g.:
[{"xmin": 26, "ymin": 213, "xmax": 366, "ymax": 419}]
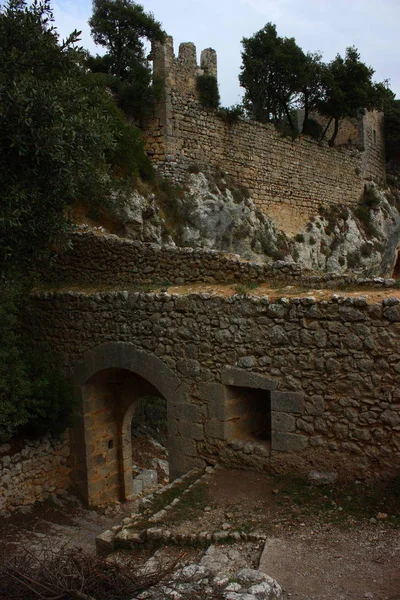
[{"xmin": 1, "ymin": 468, "xmax": 399, "ymax": 599}]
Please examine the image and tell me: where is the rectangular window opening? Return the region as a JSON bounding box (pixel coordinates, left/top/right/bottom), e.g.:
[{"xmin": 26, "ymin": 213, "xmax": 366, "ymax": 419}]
[{"xmin": 226, "ymin": 386, "xmax": 271, "ymax": 443}]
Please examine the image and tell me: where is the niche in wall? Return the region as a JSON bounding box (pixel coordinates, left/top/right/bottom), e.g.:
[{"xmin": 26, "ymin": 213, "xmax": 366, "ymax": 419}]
[{"xmin": 225, "ymin": 386, "xmax": 271, "ymax": 442}]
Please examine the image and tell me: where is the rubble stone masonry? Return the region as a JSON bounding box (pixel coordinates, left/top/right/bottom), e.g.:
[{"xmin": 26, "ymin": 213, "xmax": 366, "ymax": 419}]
[
  {"xmin": 0, "ymin": 433, "xmax": 70, "ymax": 514},
  {"xmin": 29, "ymin": 289, "xmax": 400, "ymax": 487}
]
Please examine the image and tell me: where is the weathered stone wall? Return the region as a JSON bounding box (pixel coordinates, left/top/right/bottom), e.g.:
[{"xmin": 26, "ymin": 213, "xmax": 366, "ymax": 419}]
[
  {"xmin": 49, "ymin": 232, "xmax": 398, "ymax": 290},
  {"xmin": 29, "ymin": 291, "xmax": 400, "ymax": 483},
  {"xmin": 145, "ymin": 38, "xmax": 386, "ymax": 234},
  {"xmin": 50, "ymin": 231, "xmax": 302, "ymax": 287},
  {"xmin": 0, "ymin": 433, "xmax": 70, "ymax": 514}
]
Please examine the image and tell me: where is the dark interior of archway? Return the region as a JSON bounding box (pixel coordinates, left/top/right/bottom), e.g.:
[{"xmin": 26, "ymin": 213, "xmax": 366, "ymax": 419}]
[
  {"xmin": 131, "ymin": 395, "xmax": 169, "ymax": 485},
  {"xmin": 392, "ymin": 250, "xmax": 400, "ymax": 279}
]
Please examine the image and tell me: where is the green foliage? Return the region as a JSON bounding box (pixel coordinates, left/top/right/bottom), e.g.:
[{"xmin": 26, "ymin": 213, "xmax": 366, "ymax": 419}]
[
  {"xmin": 239, "ymin": 24, "xmax": 388, "ymax": 146},
  {"xmin": 301, "ymin": 117, "xmax": 324, "ymax": 140},
  {"xmin": 239, "ymin": 23, "xmax": 322, "ymax": 136},
  {"xmin": 0, "ymin": 284, "xmax": 76, "ymax": 442},
  {"xmin": 88, "ymin": 0, "xmax": 165, "ymax": 123},
  {"xmin": 0, "ymin": 0, "xmax": 134, "ymax": 441},
  {"xmin": 362, "ymin": 184, "xmax": 381, "ymax": 208},
  {"xmin": 295, "ymin": 233, "xmax": 305, "ymax": 243},
  {"xmin": 385, "ymin": 98, "xmax": 400, "ymax": 162},
  {"xmin": 0, "ymin": 0, "xmax": 134, "ymax": 278},
  {"xmin": 360, "ymin": 242, "xmax": 373, "ymax": 257},
  {"xmin": 347, "ymin": 250, "xmax": 361, "ymax": 269},
  {"xmin": 317, "ymin": 47, "xmax": 386, "ymax": 146},
  {"xmin": 217, "ymin": 104, "xmax": 244, "ymax": 125},
  {"xmin": 196, "ymin": 74, "xmax": 220, "ymax": 109}
]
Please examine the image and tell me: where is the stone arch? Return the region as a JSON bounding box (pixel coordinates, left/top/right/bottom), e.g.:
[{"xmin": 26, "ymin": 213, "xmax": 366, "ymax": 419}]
[{"xmin": 69, "ymin": 342, "xmax": 190, "ymax": 506}]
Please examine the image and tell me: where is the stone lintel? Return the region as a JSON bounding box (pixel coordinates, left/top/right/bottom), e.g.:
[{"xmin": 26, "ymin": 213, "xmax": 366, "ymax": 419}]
[{"xmin": 221, "ymin": 366, "xmax": 278, "ymax": 391}]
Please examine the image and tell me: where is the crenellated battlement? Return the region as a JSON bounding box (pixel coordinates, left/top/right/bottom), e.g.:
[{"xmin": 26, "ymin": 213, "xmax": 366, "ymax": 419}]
[{"xmin": 152, "ymin": 36, "xmax": 218, "ymax": 100}]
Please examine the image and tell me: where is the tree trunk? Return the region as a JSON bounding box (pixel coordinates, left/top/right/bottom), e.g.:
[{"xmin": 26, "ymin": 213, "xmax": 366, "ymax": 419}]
[
  {"xmin": 321, "ymin": 117, "xmax": 333, "ymax": 142},
  {"xmin": 328, "ymin": 117, "xmax": 340, "ymax": 146}
]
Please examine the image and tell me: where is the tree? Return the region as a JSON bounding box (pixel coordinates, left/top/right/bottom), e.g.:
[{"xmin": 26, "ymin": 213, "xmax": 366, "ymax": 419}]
[
  {"xmin": 239, "ymin": 23, "xmax": 313, "ymax": 134},
  {"xmin": 317, "ymin": 47, "xmax": 385, "ymax": 146},
  {"xmin": 0, "ymin": 0, "xmax": 123, "ymax": 277},
  {"xmin": 0, "ymin": 0, "xmax": 152, "ymax": 441},
  {"xmin": 88, "ymin": 0, "xmax": 165, "ymax": 122},
  {"xmin": 385, "ymin": 98, "xmax": 400, "ymax": 163}
]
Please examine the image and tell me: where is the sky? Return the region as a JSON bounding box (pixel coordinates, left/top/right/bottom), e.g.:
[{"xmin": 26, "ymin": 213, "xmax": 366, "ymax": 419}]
[{"xmin": 52, "ymin": 0, "xmax": 400, "ymax": 105}]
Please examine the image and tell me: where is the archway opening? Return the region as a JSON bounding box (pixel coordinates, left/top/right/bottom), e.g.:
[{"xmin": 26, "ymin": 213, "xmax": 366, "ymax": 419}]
[
  {"xmin": 83, "ymin": 368, "xmax": 168, "ymax": 506},
  {"xmin": 131, "ymin": 395, "xmax": 169, "ymax": 494}
]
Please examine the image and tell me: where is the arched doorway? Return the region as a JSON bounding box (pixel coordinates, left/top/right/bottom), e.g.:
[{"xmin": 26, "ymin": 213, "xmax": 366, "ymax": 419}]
[
  {"xmin": 83, "ymin": 368, "xmax": 166, "ymax": 505},
  {"xmin": 69, "ymin": 343, "xmax": 190, "ymax": 506}
]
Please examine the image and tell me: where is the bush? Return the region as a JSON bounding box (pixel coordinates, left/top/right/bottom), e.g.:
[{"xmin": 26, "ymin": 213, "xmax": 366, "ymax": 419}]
[
  {"xmin": 217, "ymin": 104, "xmax": 244, "ymax": 125},
  {"xmin": 353, "ymin": 205, "xmax": 379, "ymax": 237},
  {"xmin": 196, "ymin": 74, "xmax": 220, "ymax": 109},
  {"xmin": 295, "ymin": 233, "xmax": 305, "ymax": 243},
  {"xmin": 362, "ymin": 184, "xmax": 381, "ymax": 208},
  {"xmin": 0, "ymin": 285, "xmax": 75, "ymax": 442},
  {"xmin": 347, "ymin": 250, "xmax": 361, "ymax": 269}
]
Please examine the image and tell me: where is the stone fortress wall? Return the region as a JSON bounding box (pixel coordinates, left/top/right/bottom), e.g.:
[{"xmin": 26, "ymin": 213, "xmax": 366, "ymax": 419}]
[{"xmin": 145, "ymin": 37, "xmax": 386, "ymax": 234}]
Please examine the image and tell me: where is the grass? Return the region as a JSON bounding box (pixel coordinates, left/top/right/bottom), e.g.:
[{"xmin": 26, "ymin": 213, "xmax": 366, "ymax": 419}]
[
  {"xmin": 272, "ymin": 475, "xmax": 400, "ymax": 528},
  {"xmin": 159, "ymin": 482, "xmax": 210, "ymax": 525},
  {"xmin": 234, "ymin": 281, "xmax": 259, "ymax": 295}
]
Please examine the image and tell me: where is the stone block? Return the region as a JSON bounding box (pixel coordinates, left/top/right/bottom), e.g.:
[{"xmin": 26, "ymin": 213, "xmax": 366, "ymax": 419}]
[
  {"xmin": 180, "ymin": 437, "xmax": 197, "ymax": 457},
  {"xmin": 271, "ymin": 391, "xmax": 304, "ymax": 414},
  {"xmin": 204, "ymin": 420, "xmax": 225, "ymax": 440},
  {"xmin": 179, "ymin": 421, "xmax": 205, "ymax": 441},
  {"xmin": 132, "ymin": 478, "xmax": 143, "ymax": 495},
  {"xmin": 136, "ymin": 469, "xmax": 157, "ymax": 489},
  {"xmin": 271, "ymin": 432, "xmax": 308, "ymax": 452},
  {"xmin": 271, "ymin": 412, "xmax": 296, "ymax": 433},
  {"xmin": 171, "ymin": 403, "xmax": 202, "ymax": 423},
  {"xmin": 198, "ymin": 382, "xmax": 227, "ymax": 420},
  {"xmin": 95, "ymin": 529, "xmax": 115, "ymax": 556},
  {"xmin": 221, "ymin": 366, "xmax": 278, "ymax": 391}
]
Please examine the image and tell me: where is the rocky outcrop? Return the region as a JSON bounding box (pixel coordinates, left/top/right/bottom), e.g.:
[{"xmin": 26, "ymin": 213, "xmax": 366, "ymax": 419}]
[
  {"xmin": 293, "ymin": 182, "xmax": 400, "ymax": 277},
  {"xmin": 112, "ymin": 172, "xmax": 400, "ymax": 277}
]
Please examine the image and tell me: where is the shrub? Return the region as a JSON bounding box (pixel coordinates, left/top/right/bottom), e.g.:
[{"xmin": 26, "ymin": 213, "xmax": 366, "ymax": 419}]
[
  {"xmin": 196, "ymin": 74, "xmax": 220, "ymax": 109},
  {"xmin": 0, "ymin": 285, "xmax": 76, "ymax": 442},
  {"xmin": 275, "ymin": 119, "xmax": 300, "ymax": 140},
  {"xmin": 353, "ymin": 205, "xmax": 379, "ymax": 237},
  {"xmin": 217, "ymin": 104, "xmax": 244, "ymax": 125},
  {"xmin": 309, "ymin": 236, "xmax": 316, "ymax": 245},
  {"xmin": 295, "ymin": 233, "xmax": 305, "ymax": 243},
  {"xmin": 362, "ymin": 184, "xmax": 381, "ymax": 208},
  {"xmin": 187, "ymin": 163, "xmax": 200, "ymax": 174},
  {"xmin": 347, "ymin": 251, "xmax": 361, "ymax": 269},
  {"xmin": 360, "ymin": 242, "xmax": 373, "ymax": 257}
]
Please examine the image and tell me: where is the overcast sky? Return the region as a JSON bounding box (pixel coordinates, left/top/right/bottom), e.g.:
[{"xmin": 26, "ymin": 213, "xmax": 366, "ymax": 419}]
[{"xmin": 53, "ymin": 0, "xmax": 400, "ymax": 105}]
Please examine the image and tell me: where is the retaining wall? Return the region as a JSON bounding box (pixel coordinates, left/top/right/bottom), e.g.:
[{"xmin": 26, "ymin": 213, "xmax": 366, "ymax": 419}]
[
  {"xmin": 0, "ymin": 433, "xmax": 70, "ymax": 514},
  {"xmin": 29, "ymin": 290, "xmax": 400, "ymax": 482}
]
